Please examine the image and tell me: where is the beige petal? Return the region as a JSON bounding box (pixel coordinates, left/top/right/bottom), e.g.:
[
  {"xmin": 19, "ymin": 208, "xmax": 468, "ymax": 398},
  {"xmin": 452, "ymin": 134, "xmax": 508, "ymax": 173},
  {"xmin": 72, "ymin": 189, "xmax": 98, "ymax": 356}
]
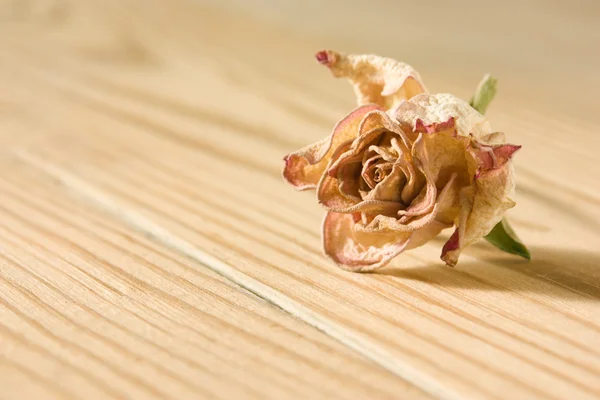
[
  {"xmin": 358, "ymin": 110, "xmax": 413, "ymax": 149},
  {"xmin": 394, "ymin": 93, "xmax": 492, "ymax": 140},
  {"xmin": 317, "ymin": 166, "xmax": 360, "ymax": 210},
  {"xmin": 327, "ymin": 109, "xmax": 413, "ymax": 178},
  {"xmin": 318, "ymin": 171, "xmax": 403, "ymax": 214},
  {"xmin": 398, "ymin": 160, "xmax": 425, "ymax": 205},
  {"xmin": 405, "ymin": 221, "xmax": 453, "ymax": 251},
  {"xmin": 397, "ymin": 133, "xmax": 437, "ymax": 218},
  {"xmin": 364, "ymin": 164, "xmax": 406, "ymax": 203},
  {"xmin": 441, "ymin": 163, "xmax": 517, "ymax": 266},
  {"xmin": 326, "ymin": 126, "xmax": 387, "ymax": 178},
  {"xmin": 283, "ymin": 104, "xmax": 379, "ymax": 190},
  {"xmin": 361, "ymin": 154, "xmax": 383, "ymax": 189},
  {"xmin": 315, "ymin": 50, "xmax": 427, "ymax": 110},
  {"xmin": 359, "ymin": 173, "xmax": 458, "ymax": 234},
  {"xmin": 322, "ymin": 212, "xmax": 411, "ymax": 271},
  {"xmin": 414, "ymin": 121, "xmax": 474, "ymax": 186}
]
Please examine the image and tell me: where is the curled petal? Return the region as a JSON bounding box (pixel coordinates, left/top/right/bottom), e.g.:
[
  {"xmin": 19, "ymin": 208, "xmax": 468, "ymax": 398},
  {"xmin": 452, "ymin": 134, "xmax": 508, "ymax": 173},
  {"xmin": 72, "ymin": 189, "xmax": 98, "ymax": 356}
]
[
  {"xmin": 315, "ymin": 50, "xmax": 427, "ymax": 110},
  {"xmin": 411, "ymin": 122, "xmax": 473, "ymax": 186},
  {"xmin": 470, "ymin": 142, "xmax": 521, "ymax": 177},
  {"xmin": 318, "ymin": 172, "xmax": 403, "ymax": 214},
  {"xmin": 283, "ymin": 104, "xmax": 379, "ymax": 190},
  {"xmin": 363, "ymin": 164, "xmax": 405, "ymax": 203},
  {"xmin": 358, "ymin": 110, "xmax": 413, "ymax": 149},
  {"xmin": 361, "ymin": 154, "xmax": 383, "ymax": 189},
  {"xmin": 394, "ymin": 93, "xmax": 492, "ymax": 140},
  {"xmin": 328, "ymin": 109, "xmax": 413, "ymax": 178},
  {"xmin": 441, "ymin": 229, "xmax": 460, "ymax": 260},
  {"xmin": 326, "ymin": 129, "xmax": 385, "ymax": 177},
  {"xmin": 317, "ymin": 169, "xmax": 360, "ymax": 210},
  {"xmin": 398, "ymin": 133, "xmax": 437, "ymax": 218},
  {"xmin": 359, "ymin": 173, "xmax": 458, "ymax": 234},
  {"xmin": 397, "ymin": 160, "xmax": 425, "ymax": 205},
  {"xmin": 322, "ymin": 212, "xmax": 411, "ymax": 271},
  {"xmin": 414, "ymin": 117, "xmax": 456, "ymax": 134},
  {"xmin": 441, "ymin": 163, "xmax": 517, "ymax": 266}
]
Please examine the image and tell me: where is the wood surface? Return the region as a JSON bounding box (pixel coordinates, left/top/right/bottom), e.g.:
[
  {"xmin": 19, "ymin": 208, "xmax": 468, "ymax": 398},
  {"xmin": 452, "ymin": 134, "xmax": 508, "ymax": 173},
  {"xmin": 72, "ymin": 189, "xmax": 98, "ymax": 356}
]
[{"xmin": 1, "ymin": 1, "xmax": 599, "ymax": 399}]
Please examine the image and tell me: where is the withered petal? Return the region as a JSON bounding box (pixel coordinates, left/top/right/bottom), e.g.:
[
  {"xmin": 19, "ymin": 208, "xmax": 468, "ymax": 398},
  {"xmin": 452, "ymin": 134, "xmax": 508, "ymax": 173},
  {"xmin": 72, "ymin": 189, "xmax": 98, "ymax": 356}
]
[
  {"xmin": 318, "ymin": 172, "xmax": 403, "ymax": 214},
  {"xmin": 394, "ymin": 93, "xmax": 492, "ymax": 140},
  {"xmin": 322, "ymin": 212, "xmax": 412, "ymax": 271},
  {"xmin": 359, "ymin": 173, "xmax": 458, "ymax": 234},
  {"xmin": 315, "ymin": 50, "xmax": 427, "ymax": 110},
  {"xmin": 470, "ymin": 142, "xmax": 521, "ymax": 177},
  {"xmin": 359, "ymin": 110, "xmax": 413, "ymax": 149},
  {"xmin": 283, "ymin": 104, "xmax": 379, "ymax": 190},
  {"xmin": 441, "ymin": 163, "xmax": 517, "ymax": 266},
  {"xmin": 397, "ymin": 133, "xmax": 437, "ymax": 217}
]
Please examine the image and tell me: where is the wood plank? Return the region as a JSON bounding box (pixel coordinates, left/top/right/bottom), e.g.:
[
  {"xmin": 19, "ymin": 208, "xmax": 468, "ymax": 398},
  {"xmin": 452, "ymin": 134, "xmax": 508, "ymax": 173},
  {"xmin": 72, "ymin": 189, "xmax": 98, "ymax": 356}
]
[
  {"xmin": 0, "ymin": 160, "xmax": 428, "ymax": 400},
  {"xmin": 2, "ymin": 0, "xmax": 600, "ymax": 399}
]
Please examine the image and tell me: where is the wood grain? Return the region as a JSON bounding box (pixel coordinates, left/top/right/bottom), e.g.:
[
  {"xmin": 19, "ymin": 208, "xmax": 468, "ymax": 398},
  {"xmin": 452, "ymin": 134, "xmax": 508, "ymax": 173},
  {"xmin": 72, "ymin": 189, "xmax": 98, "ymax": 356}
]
[
  {"xmin": 0, "ymin": 157, "xmax": 429, "ymax": 400},
  {"xmin": 1, "ymin": 0, "xmax": 600, "ymax": 399}
]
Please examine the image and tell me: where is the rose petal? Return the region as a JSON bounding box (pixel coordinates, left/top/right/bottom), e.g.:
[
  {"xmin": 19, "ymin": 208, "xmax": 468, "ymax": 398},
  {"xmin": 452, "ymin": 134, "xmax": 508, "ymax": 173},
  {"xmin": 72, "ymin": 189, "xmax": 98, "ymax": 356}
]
[
  {"xmin": 414, "ymin": 117, "xmax": 456, "ymax": 134},
  {"xmin": 414, "ymin": 122, "xmax": 473, "ymax": 186},
  {"xmin": 397, "ymin": 133, "xmax": 437, "ymax": 218},
  {"xmin": 318, "ymin": 171, "xmax": 403, "ymax": 214},
  {"xmin": 359, "ymin": 110, "xmax": 413, "ymax": 149},
  {"xmin": 364, "ymin": 164, "xmax": 406, "ymax": 203},
  {"xmin": 361, "ymin": 154, "xmax": 383, "ymax": 189},
  {"xmin": 327, "ymin": 127, "xmax": 386, "ymax": 178},
  {"xmin": 358, "ymin": 173, "xmax": 458, "ymax": 234},
  {"xmin": 397, "ymin": 159, "xmax": 424, "ymax": 205},
  {"xmin": 315, "ymin": 50, "xmax": 427, "ymax": 110},
  {"xmin": 470, "ymin": 142, "xmax": 521, "ymax": 177},
  {"xmin": 406, "ymin": 220, "xmax": 453, "ymax": 251},
  {"xmin": 283, "ymin": 104, "xmax": 379, "ymax": 190},
  {"xmin": 394, "ymin": 93, "xmax": 492, "ymax": 140},
  {"xmin": 441, "ymin": 163, "xmax": 517, "ymax": 266},
  {"xmin": 322, "ymin": 212, "xmax": 411, "ymax": 271},
  {"xmin": 327, "ymin": 109, "xmax": 414, "ymax": 179}
]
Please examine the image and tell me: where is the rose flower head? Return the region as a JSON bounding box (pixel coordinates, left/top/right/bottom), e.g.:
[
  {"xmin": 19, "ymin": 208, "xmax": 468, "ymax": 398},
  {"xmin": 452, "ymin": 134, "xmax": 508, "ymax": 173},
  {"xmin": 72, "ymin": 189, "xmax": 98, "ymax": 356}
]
[{"xmin": 283, "ymin": 51, "xmax": 523, "ymax": 271}]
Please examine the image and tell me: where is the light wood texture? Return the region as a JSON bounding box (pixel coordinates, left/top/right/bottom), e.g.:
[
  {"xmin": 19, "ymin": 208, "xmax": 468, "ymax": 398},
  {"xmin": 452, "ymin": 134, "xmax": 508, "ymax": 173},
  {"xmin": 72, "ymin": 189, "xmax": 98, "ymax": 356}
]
[
  {"xmin": 0, "ymin": 160, "xmax": 428, "ymax": 400},
  {"xmin": 1, "ymin": 1, "xmax": 600, "ymax": 399}
]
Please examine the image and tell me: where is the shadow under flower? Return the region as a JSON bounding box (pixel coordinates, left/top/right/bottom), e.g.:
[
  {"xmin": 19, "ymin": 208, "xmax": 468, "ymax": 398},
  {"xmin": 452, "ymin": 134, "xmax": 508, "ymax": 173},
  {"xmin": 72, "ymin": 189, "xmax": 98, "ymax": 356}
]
[{"xmin": 374, "ymin": 246, "xmax": 600, "ymax": 301}]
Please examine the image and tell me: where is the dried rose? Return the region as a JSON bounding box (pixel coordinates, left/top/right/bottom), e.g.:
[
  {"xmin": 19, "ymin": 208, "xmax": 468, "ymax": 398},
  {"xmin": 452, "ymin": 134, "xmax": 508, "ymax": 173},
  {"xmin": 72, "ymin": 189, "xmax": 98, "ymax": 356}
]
[{"xmin": 283, "ymin": 51, "xmax": 523, "ymax": 271}]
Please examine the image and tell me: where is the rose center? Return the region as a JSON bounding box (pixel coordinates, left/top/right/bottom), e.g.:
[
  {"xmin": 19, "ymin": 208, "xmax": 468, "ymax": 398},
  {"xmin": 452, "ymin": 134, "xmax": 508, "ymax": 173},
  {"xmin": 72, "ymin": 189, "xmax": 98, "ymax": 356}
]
[{"xmin": 373, "ymin": 166, "xmax": 389, "ymax": 182}]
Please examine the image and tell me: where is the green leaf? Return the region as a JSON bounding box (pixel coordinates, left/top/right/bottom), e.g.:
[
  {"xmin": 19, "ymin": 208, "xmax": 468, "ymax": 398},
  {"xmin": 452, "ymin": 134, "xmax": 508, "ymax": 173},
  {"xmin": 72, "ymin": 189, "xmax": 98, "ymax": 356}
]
[
  {"xmin": 484, "ymin": 218, "xmax": 531, "ymax": 260},
  {"xmin": 469, "ymin": 74, "xmax": 498, "ymax": 115}
]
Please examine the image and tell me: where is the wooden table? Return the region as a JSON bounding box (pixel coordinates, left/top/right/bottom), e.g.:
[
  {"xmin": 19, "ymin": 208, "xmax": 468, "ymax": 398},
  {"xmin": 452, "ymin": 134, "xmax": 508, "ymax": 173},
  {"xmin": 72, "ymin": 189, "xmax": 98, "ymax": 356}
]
[{"xmin": 1, "ymin": 1, "xmax": 599, "ymax": 399}]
